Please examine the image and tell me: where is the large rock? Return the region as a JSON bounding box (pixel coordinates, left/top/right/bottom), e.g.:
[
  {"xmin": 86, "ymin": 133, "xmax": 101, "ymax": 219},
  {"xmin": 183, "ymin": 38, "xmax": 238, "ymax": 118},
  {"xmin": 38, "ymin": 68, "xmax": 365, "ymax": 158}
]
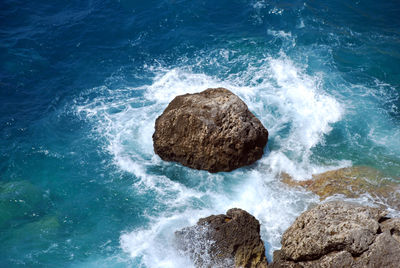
[
  {"xmin": 281, "ymin": 166, "xmax": 400, "ymax": 210},
  {"xmin": 153, "ymin": 88, "xmax": 268, "ymax": 172},
  {"xmin": 270, "ymin": 201, "xmax": 400, "ymax": 268},
  {"xmin": 175, "ymin": 208, "xmax": 268, "ymax": 268}
]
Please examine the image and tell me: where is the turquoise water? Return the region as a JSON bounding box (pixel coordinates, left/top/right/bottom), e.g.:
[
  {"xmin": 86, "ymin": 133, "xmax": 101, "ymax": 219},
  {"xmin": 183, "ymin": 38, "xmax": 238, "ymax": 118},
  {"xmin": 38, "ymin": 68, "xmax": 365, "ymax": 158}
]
[{"xmin": 1, "ymin": 0, "xmax": 399, "ymax": 267}]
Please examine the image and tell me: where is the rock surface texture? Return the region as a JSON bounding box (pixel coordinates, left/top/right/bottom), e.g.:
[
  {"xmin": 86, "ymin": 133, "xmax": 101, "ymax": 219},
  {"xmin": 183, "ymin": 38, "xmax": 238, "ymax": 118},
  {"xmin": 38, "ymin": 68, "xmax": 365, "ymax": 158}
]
[
  {"xmin": 270, "ymin": 201, "xmax": 400, "ymax": 268},
  {"xmin": 175, "ymin": 208, "xmax": 268, "ymax": 268},
  {"xmin": 153, "ymin": 88, "xmax": 268, "ymax": 172},
  {"xmin": 281, "ymin": 166, "xmax": 400, "ymax": 210}
]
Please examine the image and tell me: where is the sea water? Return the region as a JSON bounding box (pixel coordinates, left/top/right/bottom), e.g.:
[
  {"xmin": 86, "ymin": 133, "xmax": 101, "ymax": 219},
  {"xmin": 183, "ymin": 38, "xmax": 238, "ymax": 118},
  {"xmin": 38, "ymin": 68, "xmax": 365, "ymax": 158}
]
[{"xmin": 1, "ymin": 0, "xmax": 399, "ymax": 267}]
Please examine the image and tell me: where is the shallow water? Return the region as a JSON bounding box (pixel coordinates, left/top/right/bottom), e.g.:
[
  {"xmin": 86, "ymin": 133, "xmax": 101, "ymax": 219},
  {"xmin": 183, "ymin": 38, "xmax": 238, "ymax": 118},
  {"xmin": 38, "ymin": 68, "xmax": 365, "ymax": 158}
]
[{"xmin": 1, "ymin": 0, "xmax": 399, "ymax": 267}]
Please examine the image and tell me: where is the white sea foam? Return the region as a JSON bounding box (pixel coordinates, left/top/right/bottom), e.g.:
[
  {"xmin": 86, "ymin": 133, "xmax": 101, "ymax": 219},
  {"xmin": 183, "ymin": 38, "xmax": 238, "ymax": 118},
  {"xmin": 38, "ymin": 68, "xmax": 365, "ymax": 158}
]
[
  {"xmin": 267, "ymin": 30, "xmax": 292, "ymax": 39},
  {"xmin": 76, "ymin": 51, "xmax": 345, "ymax": 267},
  {"xmin": 297, "ymin": 19, "xmax": 305, "ymax": 29}
]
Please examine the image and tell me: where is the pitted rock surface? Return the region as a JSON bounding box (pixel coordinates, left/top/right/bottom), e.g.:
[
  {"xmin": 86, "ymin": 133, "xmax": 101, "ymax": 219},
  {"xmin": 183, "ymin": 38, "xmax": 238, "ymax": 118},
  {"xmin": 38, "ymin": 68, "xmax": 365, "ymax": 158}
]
[
  {"xmin": 153, "ymin": 88, "xmax": 268, "ymax": 172},
  {"xmin": 270, "ymin": 201, "xmax": 400, "ymax": 268}
]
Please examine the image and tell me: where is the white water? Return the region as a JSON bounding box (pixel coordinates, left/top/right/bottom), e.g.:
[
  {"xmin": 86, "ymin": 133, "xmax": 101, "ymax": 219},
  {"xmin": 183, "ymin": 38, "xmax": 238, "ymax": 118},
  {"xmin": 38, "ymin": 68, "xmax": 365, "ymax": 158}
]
[{"xmin": 76, "ymin": 52, "xmax": 348, "ymax": 267}]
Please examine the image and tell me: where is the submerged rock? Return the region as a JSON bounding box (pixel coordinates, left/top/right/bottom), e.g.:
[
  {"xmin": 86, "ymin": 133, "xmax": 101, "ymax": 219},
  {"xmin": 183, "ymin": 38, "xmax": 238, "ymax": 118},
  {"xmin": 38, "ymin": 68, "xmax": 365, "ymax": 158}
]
[
  {"xmin": 0, "ymin": 180, "xmax": 44, "ymax": 228},
  {"xmin": 270, "ymin": 201, "xmax": 400, "ymax": 268},
  {"xmin": 153, "ymin": 88, "xmax": 268, "ymax": 172},
  {"xmin": 10, "ymin": 215, "xmax": 60, "ymax": 239},
  {"xmin": 2, "ymin": 215, "xmax": 61, "ymax": 252},
  {"xmin": 175, "ymin": 208, "xmax": 268, "ymax": 268},
  {"xmin": 281, "ymin": 166, "xmax": 400, "ymax": 210}
]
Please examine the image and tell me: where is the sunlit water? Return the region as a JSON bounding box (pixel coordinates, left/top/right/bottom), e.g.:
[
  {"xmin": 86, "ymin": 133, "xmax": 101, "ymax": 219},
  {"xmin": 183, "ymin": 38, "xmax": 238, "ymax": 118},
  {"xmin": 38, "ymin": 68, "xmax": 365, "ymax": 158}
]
[{"xmin": 1, "ymin": 0, "xmax": 399, "ymax": 267}]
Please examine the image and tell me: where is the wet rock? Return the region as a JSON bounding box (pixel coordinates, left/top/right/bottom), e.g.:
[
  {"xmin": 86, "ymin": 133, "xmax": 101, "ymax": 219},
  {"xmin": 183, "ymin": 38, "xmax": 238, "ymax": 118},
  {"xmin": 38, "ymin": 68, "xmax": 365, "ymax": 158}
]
[
  {"xmin": 281, "ymin": 166, "xmax": 400, "ymax": 210},
  {"xmin": 175, "ymin": 208, "xmax": 268, "ymax": 268},
  {"xmin": 270, "ymin": 201, "xmax": 400, "ymax": 268},
  {"xmin": 153, "ymin": 88, "xmax": 268, "ymax": 172}
]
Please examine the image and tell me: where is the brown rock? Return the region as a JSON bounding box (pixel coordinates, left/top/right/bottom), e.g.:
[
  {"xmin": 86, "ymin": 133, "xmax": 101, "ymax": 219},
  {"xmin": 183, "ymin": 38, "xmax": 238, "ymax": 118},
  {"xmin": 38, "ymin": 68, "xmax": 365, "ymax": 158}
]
[
  {"xmin": 153, "ymin": 88, "xmax": 268, "ymax": 172},
  {"xmin": 270, "ymin": 201, "xmax": 400, "ymax": 268},
  {"xmin": 270, "ymin": 250, "xmax": 354, "ymax": 268},
  {"xmin": 380, "ymin": 218, "xmax": 400, "ymax": 243},
  {"xmin": 355, "ymin": 231, "xmax": 400, "ymax": 268},
  {"xmin": 280, "ymin": 201, "xmax": 385, "ymax": 261},
  {"xmin": 281, "ymin": 166, "xmax": 400, "ymax": 210},
  {"xmin": 175, "ymin": 208, "xmax": 268, "ymax": 268}
]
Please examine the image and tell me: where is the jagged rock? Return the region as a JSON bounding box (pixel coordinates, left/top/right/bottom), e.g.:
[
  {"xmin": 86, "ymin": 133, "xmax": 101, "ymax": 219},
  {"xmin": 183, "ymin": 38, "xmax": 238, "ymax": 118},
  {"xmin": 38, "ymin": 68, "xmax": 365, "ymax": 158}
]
[
  {"xmin": 380, "ymin": 218, "xmax": 400, "ymax": 243},
  {"xmin": 175, "ymin": 208, "xmax": 268, "ymax": 268},
  {"xmin": 153, "ymin": 88, "xmax": 268, "ymax": 172},
  {"xmin": 355, "ymin": 231, "xmax": 400, "ymax": 268},
  {"xmin": 271, "ymin": 250, "xmax": 354, "ymax": 268},
  {"xmin": 270, "ymin": 201, "xmax": 400, "ymax": 268},
  {"xmin": 280, "ymin": 201, "xmax": 385, "ymax": 261},
  {"xmin": 281, "ymin": 166, "xmax": 400, "ymax": 210}
]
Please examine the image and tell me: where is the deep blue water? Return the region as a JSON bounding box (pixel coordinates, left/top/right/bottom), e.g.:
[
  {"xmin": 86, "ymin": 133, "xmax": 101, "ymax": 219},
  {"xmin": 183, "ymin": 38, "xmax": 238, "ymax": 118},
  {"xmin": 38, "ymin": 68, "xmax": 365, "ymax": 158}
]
[{"xmin": 1, "ymin": 0, "xmax": 400, "ymax": 267}]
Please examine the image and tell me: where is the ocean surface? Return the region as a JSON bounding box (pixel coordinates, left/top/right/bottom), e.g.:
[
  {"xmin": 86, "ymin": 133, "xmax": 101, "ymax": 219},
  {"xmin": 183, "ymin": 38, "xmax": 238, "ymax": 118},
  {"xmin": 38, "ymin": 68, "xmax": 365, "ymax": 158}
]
[{"xmin": 1, "ymin": 0, "xmax": 400, "ymax": 267}]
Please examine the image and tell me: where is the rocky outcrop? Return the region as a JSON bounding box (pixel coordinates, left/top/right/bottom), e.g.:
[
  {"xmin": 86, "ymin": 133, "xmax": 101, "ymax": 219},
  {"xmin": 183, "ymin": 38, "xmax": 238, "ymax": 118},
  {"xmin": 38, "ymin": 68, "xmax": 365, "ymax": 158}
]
[
  {"xmin": 153, "ymin": 88, "xmax": 268, "ymax": 172},
  {"xmin": 270, "ymin": 201, "xmax": 400, "ymax": 268},
  {"xmin": 281, "ymin": 166, "xmax": 400, "ymax": 210},
  {"xmin": 175, "ymin": 208, "xmax": 268, "ymax": 268}
]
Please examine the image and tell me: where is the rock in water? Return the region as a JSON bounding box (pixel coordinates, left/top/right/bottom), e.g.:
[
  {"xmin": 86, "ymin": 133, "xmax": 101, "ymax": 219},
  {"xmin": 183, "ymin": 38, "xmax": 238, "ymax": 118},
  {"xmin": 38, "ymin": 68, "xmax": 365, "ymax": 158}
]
[
  {"xmin": 153, "ymin": 88, "xmax": 268, "ymax": 172},
  {"xmin": 270, "ymin": 201, "xmax": 400, "ymax": 268},
  {"xmin": 280, "ymin": 166, "xmax": 400, "ymax": 210},
  {"xmin": 175, "ymin": 208, "xmax": 268, "ymax": 268}
]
